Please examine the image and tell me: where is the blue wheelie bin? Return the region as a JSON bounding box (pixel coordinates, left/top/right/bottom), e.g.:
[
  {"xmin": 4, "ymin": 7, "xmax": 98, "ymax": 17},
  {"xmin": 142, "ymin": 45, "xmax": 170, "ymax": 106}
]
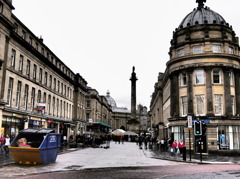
[{"xmin": 9, "ymin": 128, "xmax": 62, "ymax": 165}]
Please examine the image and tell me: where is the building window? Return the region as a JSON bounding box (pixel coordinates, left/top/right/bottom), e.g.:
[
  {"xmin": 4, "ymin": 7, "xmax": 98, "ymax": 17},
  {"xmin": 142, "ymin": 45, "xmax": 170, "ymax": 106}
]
[
  {"xmin": 22, "ymin": 30, "xmax": 26, "ymax": 40},
  {"xmin": 36, "ymin": 42, "xmax": 39, "ymax": 51},
  {"xmin": 64, "ymin": 85, "xmax": 66, "ymax": 96},
  {"xmin": 86, "ymin": 101, "xmax": 91, "ymax": 108},
  {"xmin": 37, "ymin": 90, "xmax": 41, "ymax": 103},
  {"xmin": 30, "ymin": 87, "xmax": 35, "ymax": 111},
  {"xmin": 195, "ymin": 70, "xmax": 204, "ymax": 85},
  {"xmin": 228, "ymin": 71, "xmax": 234, "ymax": 86},
  {"xmin": 39, "ymin": 68, "xmax": 42, "ymax": 83},
  {"xmin": 14, "ymin": 23, "xmax": 18, "ymax": 33},
  {"xmin": 43, "ymin": 92, "xmax": 46, "ymax": 103},
  {"xmin": 66, "ymin": 103, "xmax": 68, "ymax": 119},
  {"xmin": 58, "ymin": 81, "xmax": 60, "ymax": 93},
  {"xmin": 29, "ymin": 37, "xmax": 33, "ymax": 45},
  {"xmin": 60, "ymin": 100, "xmax": 62, "ymax": 117},
  {"xmin": 231, "ymin": 96, "xmax": 235, "ymax": 115},
  {"xmin": 229, "ymin": 47, "xmax": 234, "ymax": 54},
  {"xmin": 86, "ymin": 113, "xmax": 90, "ymax": 120},
  {"xmin": 15, "ymin": 81, "xmax": 22, "ymax": 108},
  {"xmin": 181, "ymin": 96, "xmax": 188, "ymax": 116},
  {"xmin": 196, "ymin": 95, "xmax": 205, "ymax": 115},
  {"xmin": 213, "ymin": 45, "xmax": 221, "ymax": 53},
  {"xmin": 49, "ymin": 75, "xmax": 52, "ymax": 88},
  {"xmin": 0, "ymin": 2, "xmax": 3, "ymax": 13},
  {"xmin": 213, "ymin": 69, "xmax": 221, "ymax": 84},
  {"xmin": 11, "ymin": 49, "xmax": 16, "ymax": 68},
  {"xmin": 26, "ymin": 59, "xmax": 30, "ymax": 77},
  {"xmin": 48, "ymin": 95, "xmax": 51, "ymax": 115},
  {"xmin": 33, "ymin": 64, "xmax": 37, "ymax": 80},
  {"xmin": 41, "ymin": 48, "xmax": 45, "ymax": 56},
  {"xmin": 19, "ymin": 55, "xmax": 23, "ymax": 72},
  {"xmin": 180, "ymin": 73, "xmax": 187, "ymax": 86},
  {"xmin": 7, "ymin": 78, "xmax": 14, "ymax": 106},
  {"xmin": 23, "ymin": 84, "xmax": 29, "ymax": 110},
  {"xmin": 64, "ymin": 101, "xmax": 66, "ymax": 118},
  {"xmin": 67, "ymin": 87, "xmax": 69, "ymax": 97},
  {"xmin": 56, "ymin": 99, "xmax": 59, "ymax": 117},
  {"xmin": 214, "ymin": 94, "xmax": 223, "ymax": 115},
  {"xmin": 61, "ymin": 83, "xmax": 63, "ymax": 95},
  {"xmin": 178, "ymin": 49, "xmax": 185, "ymax": 57},
  {"xmin": 44, "ymin": 72, "xmax": 48, "ymax": 85},
  {"xmin": 53, "ymin": 78, "xmax": 56, "ymax": 91},
  {"xmin": 52, "ymin": 97, "xmax": 55, "ymax": 116},
  {"xmin": 193, "ymin": 45, "xmax": 202, "ymax": 54}
]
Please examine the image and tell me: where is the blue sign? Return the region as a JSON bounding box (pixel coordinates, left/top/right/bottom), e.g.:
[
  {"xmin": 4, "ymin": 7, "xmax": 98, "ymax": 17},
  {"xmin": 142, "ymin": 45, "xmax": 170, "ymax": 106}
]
[{"xmin": 192, "ymin": 119, "xmax": 210, "ymax": 124}]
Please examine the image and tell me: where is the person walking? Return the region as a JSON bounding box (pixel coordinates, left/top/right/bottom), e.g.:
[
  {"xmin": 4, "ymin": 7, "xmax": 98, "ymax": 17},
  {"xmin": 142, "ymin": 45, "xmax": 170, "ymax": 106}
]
[
  {"xmin": 178, "ymin": 140, "xmax": 185, "ymax": 156},
  {"xmin": 4, "ymin": 134, "xmax": 10, "ymax": 154},
  {"xmin": 171, "ymin": 140, "xmax": 178, "ymax": 156},
  {"xmin": 0, "ymin": 134, "xmax": 5, "ymax": 155}
]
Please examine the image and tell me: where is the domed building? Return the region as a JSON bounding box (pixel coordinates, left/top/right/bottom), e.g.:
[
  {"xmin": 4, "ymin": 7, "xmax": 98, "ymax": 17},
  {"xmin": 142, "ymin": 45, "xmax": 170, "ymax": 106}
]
[
  {"xmin": 150, "ymin": 0, "xmax": 240, "ymax": 154},
  {"xmin": 105, "ymin": 91, "xmax": 131, "ymax": 131}
]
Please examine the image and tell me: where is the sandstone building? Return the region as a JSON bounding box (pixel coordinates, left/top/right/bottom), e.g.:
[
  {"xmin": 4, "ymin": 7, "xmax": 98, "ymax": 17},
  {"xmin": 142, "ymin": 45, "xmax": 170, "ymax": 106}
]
[{"xmin": 150, "ymin": 0, "xmax": 240, "ymax": 153}]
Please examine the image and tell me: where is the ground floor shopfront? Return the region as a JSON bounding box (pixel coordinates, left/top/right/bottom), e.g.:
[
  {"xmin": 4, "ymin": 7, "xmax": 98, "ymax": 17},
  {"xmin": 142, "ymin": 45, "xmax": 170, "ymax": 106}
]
[
  {"xmin": 0, "ymin": 107, "xmax": 82, "ymax": 144},
  {"xmin": 162, "ymin": 118, "xmax": 240, "ymax": 154}
]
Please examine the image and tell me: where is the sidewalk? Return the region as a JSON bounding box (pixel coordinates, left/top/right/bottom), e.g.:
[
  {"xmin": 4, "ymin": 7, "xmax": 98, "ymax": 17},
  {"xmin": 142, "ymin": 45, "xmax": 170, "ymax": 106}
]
[{"xmin": 142, "ymin": 145, "xmax": 238, "ymax": 164}]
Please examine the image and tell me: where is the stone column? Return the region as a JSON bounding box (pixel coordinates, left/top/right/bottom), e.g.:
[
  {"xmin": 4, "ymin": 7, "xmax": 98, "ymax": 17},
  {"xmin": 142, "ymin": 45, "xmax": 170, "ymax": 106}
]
[
  {"xmin": 170, "ymin": 72, "xmax": 179, "ymax": 117},
  {"xmin": 205, "ymin": 67, "xmax": 214, "ymax": 116},
  {"xmin": 224, "ymin": 69, "xmax": 232, "ymax": 116},
  {"xmin": 234, "ymin": 70, "xmax": 240, "ymax": 115},
  {"xmin": 130, "ymin": 66, "xmax": 138, "ymax": 120},
  {"xmin": 187, "ymin": 70, "xmax": 193, "ymax": 115}
]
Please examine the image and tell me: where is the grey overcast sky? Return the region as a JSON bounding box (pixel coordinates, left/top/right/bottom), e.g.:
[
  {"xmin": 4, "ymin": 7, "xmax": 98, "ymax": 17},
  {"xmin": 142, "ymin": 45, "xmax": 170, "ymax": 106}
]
[{"xmin": 12, "ymin": 0, "xmax": 240, "ymax": 109}]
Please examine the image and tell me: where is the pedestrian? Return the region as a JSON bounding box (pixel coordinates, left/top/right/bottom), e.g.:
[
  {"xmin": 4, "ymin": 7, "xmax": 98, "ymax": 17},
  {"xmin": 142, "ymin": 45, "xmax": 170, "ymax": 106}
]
[
  {"xmin": 17, "ymin": 138, "xmax": 31, "ymax": 148},
  {"xmin": 139, "ymin": 135, "xmax": 143, "ymax": 149},
  {"xmin": 144, "ymin": 136, "xmax": 148, "ymax": 149},
  {"xmin": 4, "ymin": 134, "xmax": 10, "ymax": 154},
  {"xmin": 171, "ymin": 140, "xmax": 178, "ymax": 156},
  {"xmin": 178, "ymin": 140, "xmax": 185, "ymax": 156},
  {"xmin": 0, "ymin": 134, "xmax": 5, "ymax": 155},
  {"xmin": 120, "ymin": 135, "xmax": 124, "ymax": 144}
]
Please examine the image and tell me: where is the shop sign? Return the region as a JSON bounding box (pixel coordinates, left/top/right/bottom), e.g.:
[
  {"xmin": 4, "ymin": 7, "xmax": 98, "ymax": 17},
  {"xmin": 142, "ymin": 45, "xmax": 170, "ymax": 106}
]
[
  {"xmin": 31, "ymin": 117, "xmax": 41, "ymax": 120},
  {"xmin": 36, "ymin": 103, "xmax": 45, "ymax": 111},
  {"xmin": 12, "ymin": 113, "xmax": 21, "ymax": 117}
]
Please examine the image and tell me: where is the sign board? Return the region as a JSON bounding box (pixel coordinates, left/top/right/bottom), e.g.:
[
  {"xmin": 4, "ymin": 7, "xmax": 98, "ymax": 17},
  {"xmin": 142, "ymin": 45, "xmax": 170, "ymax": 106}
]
[
  {"xmin": 187, "ymin": 115, "xmax": 192, "ymax": 129},
  {"xmin": 36, "ymin": 103, "xmax": 45, "ymax": 111}
]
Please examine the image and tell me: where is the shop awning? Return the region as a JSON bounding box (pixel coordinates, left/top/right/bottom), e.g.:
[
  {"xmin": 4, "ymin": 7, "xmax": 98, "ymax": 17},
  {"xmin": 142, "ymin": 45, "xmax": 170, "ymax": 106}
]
[{"xmin": 96, "ymin": 120, "xmax": 111, "ymax": 128}]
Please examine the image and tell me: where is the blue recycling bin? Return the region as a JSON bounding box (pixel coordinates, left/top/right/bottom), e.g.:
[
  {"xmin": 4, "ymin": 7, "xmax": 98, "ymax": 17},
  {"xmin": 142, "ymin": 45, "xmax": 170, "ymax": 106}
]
[{"xmin": 9, "ymin": 128, "xmax": 62, "ymax": 165}]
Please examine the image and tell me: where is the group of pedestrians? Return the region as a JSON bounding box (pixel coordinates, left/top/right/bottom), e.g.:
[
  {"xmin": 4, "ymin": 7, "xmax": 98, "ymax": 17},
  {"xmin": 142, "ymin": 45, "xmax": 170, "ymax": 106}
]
[
  {"xmin": 169, "ymin": 139, "xmax": 185, "ymax": 156},
  {"xmin": 0, "ymin": 134, "xmax": 11, "ymax": 155}
]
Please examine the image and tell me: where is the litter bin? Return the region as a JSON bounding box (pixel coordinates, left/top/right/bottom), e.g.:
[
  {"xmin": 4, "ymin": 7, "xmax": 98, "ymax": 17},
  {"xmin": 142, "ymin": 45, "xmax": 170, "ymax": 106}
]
[{"xmin": 8, "ymin": 128, "xmax": 61, "ymax": 165}]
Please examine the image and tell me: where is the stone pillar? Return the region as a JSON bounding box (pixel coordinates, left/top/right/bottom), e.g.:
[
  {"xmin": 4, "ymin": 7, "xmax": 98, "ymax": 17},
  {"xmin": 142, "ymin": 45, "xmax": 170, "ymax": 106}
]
[
  {"xmin": 170, "ymin": 72, "xmax": 179, "ymax": 117},
  {"xmin": 224, "ymin": 69, "xmax": 232, "ymax": 116},
  {"xmin": 130, "ymin": 66, "xmax": 138, "ymax": 120},
  {"xmin": 234, "ymin": 70, "xmax": 240, "ymax": 115},
  {"xmin": 205, "ymin": 67, "xmax": 214, "ymax": 116},
  {"xmin": 187, "ymin": 70, "xmax": 193, "ymax": 115}
]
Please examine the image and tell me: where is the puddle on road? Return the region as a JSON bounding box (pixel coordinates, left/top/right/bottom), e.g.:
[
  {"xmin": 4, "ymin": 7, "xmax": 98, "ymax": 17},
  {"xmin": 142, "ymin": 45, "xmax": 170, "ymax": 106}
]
[{"xmin": 64, "ymin": 165, "xmax": 83, "ymax": 170}]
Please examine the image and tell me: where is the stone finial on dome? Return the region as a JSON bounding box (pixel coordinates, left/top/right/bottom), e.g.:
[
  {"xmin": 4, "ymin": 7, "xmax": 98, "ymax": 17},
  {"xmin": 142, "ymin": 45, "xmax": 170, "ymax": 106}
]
[{"xmin": 196, "ymin": 0, "xmax": 206, "ymax": 8}]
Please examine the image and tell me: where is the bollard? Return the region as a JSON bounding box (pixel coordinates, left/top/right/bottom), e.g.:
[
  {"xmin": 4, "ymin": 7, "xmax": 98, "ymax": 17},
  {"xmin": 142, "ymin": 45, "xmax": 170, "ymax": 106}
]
[{"xmin": 182, "ymin": 147, "xmax": 186, "ymax": 161}]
